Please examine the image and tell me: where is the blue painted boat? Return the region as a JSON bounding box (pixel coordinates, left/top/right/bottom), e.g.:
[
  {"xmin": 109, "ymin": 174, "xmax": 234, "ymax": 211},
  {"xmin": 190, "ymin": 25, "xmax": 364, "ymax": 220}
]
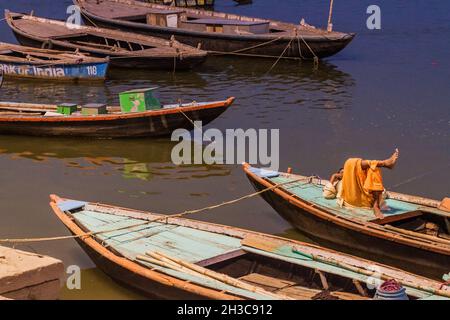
[
  {"xmin": 0, "ymin": 42, "xmax": 109, "ymax": 81},
  {"xmin": 243, "ymin": 163, "xmax": 450, "ymax": 280},
  {"xmin": 50, "ymin": 194, "xmax": 450, "ymax": 300}
]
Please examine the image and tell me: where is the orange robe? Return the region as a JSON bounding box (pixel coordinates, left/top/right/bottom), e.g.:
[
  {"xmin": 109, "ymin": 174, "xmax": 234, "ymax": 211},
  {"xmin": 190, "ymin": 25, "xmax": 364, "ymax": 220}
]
[{"xmin": 340, "ymin": 158, "xmax": 384, "ymax": 208}]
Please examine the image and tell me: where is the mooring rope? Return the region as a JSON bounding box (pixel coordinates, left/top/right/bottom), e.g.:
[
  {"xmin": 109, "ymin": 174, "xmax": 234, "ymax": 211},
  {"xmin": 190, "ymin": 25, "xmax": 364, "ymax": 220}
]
[
  {"xmin": 0, "ymin": 176, "xmax": 311, "ymax": 244},
  {"xmin": 391, "ymin": 163, "xmax": 450, "ymax": 189},
  {"xmin": 208, "ymin": 29, "xmax": 319, "ymax": 67},
  {"xmin": 298, "ymin": 33, "xmax": 319, "ymax": 67},
  {"xmin": 208, "ymin": 35, "xmax": 285, "ymax": 56},
  {"xmin": 80, "ymin": 12, "xmax": 99, "ymax": 28},
  {"xmin": 265, "ymin": 37, "xmax": 295, "ymax": 74}
]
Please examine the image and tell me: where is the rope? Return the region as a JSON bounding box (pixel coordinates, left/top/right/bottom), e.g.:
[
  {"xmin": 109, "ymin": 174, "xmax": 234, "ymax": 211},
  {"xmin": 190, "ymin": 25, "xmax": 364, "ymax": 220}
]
[
  {"xmin": 177, "ymin": 105, "xmax": 203, "ymax": 132},
  {"xmin": 80, "ymin": 12, "xmax": 99, "ymax": 28},
  {"xmin": 265, "ymin": 37, "xmax": 295, "ymax": 74},
  {"xmin": 0, "ymin": 176, "xmax": 311, "ymax": 244},
  {"xmin": 391, "ymin": 163, "xmax": 450, "ymax": 189},
  {"xmin": 173, "ymin": 54, "xmax": 177, "ymax": 74},
  {"xmin": 208, "ymin": 31, "xmax": 319, "ymax": 66},
  {"xmin": 298, "ymin": 33, "xmax": 319, "ymax": 67},
  {"xmin": 209, "ymin": 51, "xmax": 302, "ymax": 60},
  {"xmin": 210, "ymin": 35, "xmax": 284, "ymax": 56}
]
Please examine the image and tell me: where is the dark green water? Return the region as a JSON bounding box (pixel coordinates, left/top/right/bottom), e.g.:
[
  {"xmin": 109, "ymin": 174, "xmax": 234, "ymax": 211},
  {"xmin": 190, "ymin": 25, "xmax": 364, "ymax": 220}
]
[{"xmin": 0, "ymin": 0, "xmax": 448, "ymax": 299}]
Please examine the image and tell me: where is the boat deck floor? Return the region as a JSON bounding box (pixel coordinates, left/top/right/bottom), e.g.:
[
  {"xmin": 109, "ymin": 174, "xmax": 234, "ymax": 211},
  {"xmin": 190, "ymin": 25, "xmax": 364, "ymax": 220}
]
[
  {"xmin": 84, "ymin": 1, "xmax": 158, "ymax": 20},
  {"xmin": 13, "ymin": 19, "xmax": 85, "ymax": 38},
  {"xmin": 239, "ymin": 273, "xmax": 367, "ymax": 300},
  {"xmin": 267, "ymin": 175, "xmax": 426, "ymax": 223}
]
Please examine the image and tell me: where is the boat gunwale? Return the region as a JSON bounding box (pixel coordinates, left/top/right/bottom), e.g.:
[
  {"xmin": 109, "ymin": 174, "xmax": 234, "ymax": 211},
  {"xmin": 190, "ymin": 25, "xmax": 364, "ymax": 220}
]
[
  {"xmin": 0, "ymin": 42, "xmax": 109, "ymax": 64},
  {"xmin": 0, "ymin": 97, "xmax": 234, "ymax": 122},
  {"xmin": 242, "ymin": 163, "xmax": 450, "ymax": 256}
]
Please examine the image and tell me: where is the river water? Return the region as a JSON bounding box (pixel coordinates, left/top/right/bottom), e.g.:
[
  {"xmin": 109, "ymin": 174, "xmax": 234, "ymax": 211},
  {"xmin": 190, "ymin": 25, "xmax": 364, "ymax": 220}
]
[{"xmin": 0, "ymin": 0, "xmax": 448, "ymax": 299}]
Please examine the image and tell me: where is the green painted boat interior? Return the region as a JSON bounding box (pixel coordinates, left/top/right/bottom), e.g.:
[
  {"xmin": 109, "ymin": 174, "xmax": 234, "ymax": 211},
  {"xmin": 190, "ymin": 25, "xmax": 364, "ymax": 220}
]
[
  {"xmin": 61, "ymin": 202, "xmax": 445, "ymax": 300},
  {"xmin": 261, "ymin": 174, "xmax": 450, "ymax": 239},
  {"xmin": 268, "ymin": 175, "xmax": 421, "ymax": 221}
]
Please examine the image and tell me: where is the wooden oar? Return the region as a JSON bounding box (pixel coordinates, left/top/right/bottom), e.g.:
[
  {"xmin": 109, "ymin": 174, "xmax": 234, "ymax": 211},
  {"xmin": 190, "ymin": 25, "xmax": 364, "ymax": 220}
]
[
  {"xmin": 148, "ymin": 251, "xmax": 294, "ymax": 300},
  {"xmin": 136, "ymin": 254, "xmax": 202, "ymax": 278}
]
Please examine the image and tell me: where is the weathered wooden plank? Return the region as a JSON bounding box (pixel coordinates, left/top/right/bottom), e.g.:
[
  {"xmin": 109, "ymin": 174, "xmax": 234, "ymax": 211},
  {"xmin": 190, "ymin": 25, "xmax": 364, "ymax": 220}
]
[{"xmin": 239, "ymin": 273, "xmax": 295, "ymax": 291}]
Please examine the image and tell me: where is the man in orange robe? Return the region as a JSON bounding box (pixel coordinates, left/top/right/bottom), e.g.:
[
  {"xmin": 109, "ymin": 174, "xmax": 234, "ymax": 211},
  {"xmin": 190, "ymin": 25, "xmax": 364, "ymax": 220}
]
[{"xmin": 338, "ymin": 149, "xmax": 399, "ymax": 219}]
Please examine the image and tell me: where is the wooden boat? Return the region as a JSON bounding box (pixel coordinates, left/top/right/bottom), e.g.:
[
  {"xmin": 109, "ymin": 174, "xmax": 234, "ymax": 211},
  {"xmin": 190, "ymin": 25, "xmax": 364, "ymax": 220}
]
[
  {"xmin": 147, "ymin": 0, "xmax": 215, "ymax": 7},
  {"xmin": 49, "ymin": 194, "xmax": 450, "ymax": 300},
  {"xmin": 0, "ymin": 42, "xmax": 108, "ymax": 81},
  {"xmin": 5, "ymin": 11, "xmax": 207, "ymax": 70},
  {"xmin": 0, "ymin": 97, "xmax": 233, "ymax": 138},
  {"xmin": 74, "ymin": 0, "xmax": 355, "ymax": 59},
  {"xmin": 243, "ymin": 163, "xmax": 450, "ymax": 280}
]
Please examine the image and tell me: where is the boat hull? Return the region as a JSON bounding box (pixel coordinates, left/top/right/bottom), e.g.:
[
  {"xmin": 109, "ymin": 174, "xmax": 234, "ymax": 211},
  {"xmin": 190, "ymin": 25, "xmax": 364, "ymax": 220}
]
[
  {"xmin": 74, "ymin": 237, "xmax": 205, "ymax": 299},
  {"xmin": 246, "ymin": 173, "xmax": 450, "ymax": 280},
  {"xmin": 0, "ymin": 104, "xmax": 229, "ymax": 138},
  {"xmin": 11, "ymin": 30, "xmax": 205, "ymax": 70},
  {"xmin": 80, "ymin": 12, "xmax": 354, "ymax": 59},
  {"xmin": 0, "ymin": 60, "xmax": 108, "ymax": 81}
]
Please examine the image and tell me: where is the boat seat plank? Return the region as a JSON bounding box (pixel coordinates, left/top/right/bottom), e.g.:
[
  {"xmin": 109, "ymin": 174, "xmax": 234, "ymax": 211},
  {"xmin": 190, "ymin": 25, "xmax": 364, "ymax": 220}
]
[
  {"xmin": 371, "ymin": 210, "xmax": 423, "ymax": 225},
  {"xmin": 276, "ymin": 286, "xmax": 322, "ymax": 300},
  {"xmin": 239, "ymin": 273, "xmax": 296, "ymax": 291}
]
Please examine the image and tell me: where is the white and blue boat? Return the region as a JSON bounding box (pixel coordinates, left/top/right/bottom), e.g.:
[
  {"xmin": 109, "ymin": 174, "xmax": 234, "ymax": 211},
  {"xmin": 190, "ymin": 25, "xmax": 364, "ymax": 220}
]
[{"xmin": 0, "ymin": 42, "xmax": 109, "ymax": 81}]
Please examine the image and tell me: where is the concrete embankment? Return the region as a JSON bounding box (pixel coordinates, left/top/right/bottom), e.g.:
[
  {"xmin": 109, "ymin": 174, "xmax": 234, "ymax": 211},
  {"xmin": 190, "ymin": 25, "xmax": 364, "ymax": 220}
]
[{"xmin": 0, "ymin": 245, "xmax": 64, "ymax": 300}]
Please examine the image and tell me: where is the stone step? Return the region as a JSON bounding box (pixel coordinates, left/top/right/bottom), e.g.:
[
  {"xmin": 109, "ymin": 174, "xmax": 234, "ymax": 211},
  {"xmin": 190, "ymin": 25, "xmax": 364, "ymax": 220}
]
[{"xmin": 0, "ymin": 245, "xmax": 64, "ymax": 300}]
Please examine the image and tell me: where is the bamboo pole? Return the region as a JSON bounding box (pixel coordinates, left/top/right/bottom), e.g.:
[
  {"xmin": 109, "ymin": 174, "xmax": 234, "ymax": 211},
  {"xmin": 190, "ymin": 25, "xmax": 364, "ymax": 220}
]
[
  {"xmin": 384, "ymin": 225, "xmax": 450, "ymax": 246},
  {"xmin": 136, "ymin": 255, "xmax": 205, "ymax": 278},
  {"xmin": 327, "ymin": 0, "xmax": 334, "ymax": 32},
  {"xmin": 291, "ymin": 247, "xmax": 450, "ymax": 299},
  {"xmin": 148, "ymin": 251, "xmax": 294, "ymax": 300},
  {"xmin": 387, "ymin": 191, "xmax": 441, "ymax": 208}
]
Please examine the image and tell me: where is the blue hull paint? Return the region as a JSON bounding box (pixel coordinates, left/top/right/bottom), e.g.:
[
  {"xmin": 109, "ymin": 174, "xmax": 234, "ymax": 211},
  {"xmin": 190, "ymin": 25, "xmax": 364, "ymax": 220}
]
[{"xmin": 0, "ymin": 61, "xmax": 108, "ymax": 80}]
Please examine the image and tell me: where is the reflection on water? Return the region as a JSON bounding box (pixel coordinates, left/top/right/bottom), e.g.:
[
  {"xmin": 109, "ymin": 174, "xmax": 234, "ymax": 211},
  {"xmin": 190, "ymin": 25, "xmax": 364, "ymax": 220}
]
[{"xmin": 0, "ymin": 136, "xmax": 231, "ymax": 182}]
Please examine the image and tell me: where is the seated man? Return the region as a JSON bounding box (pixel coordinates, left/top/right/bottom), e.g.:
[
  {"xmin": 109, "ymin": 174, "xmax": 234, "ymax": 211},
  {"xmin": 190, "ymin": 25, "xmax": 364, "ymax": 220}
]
[
  {"xmin": 328, "ymin": 149, "xmax": 399, "ymax": 219},
  {"xmin": 323, "ymin": 167, "xmax": 344, "ymax": 199}
]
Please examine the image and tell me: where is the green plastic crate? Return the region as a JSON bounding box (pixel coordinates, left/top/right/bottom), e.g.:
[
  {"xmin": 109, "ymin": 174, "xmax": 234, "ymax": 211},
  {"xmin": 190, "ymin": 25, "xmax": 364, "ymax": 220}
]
[
  {"xmin": 57, "ymin": 103, "xmax": 78, "ymax": 115},
  {"xmin": 119, "ymin": 87, "xmax": 161, "ymax": 113}
]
